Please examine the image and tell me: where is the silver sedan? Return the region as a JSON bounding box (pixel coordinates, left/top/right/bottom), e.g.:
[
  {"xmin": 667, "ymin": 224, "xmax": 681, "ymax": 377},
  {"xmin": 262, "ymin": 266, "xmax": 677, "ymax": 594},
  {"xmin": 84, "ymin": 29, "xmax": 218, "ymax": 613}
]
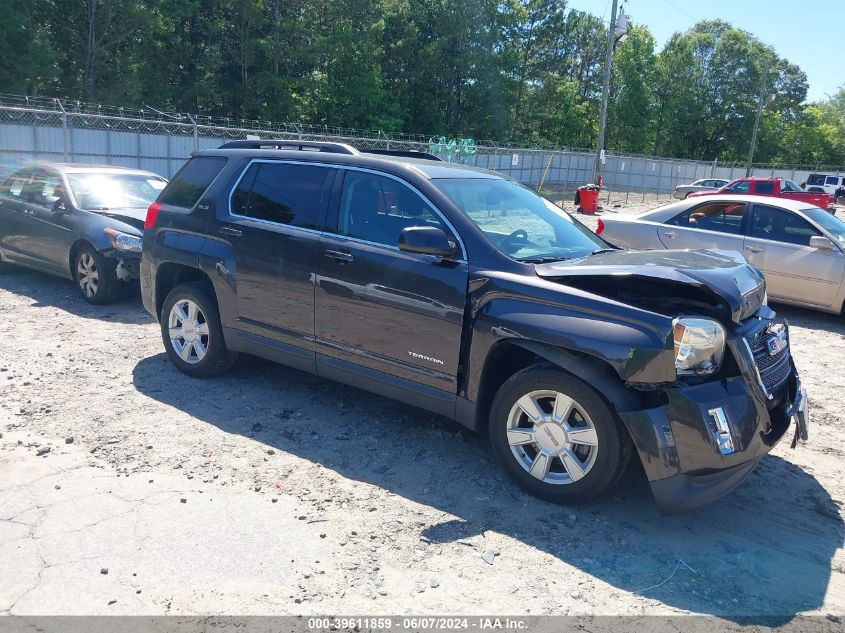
[
  {"xmin": 672, "ymin": 178, "xmax": 729, "ymax": 200},
  {"xmin": 598, "ymin": 195, "xmax": 845, "ymax": 314}
]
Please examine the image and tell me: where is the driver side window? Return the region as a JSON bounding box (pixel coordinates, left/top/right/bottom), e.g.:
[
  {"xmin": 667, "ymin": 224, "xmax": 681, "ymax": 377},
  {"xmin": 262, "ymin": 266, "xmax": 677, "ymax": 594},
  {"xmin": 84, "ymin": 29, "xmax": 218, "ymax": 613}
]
[
  {"xmin": 750, "ymin": 205, "xmax": 819, "ymax": 246},
  {"xmin": 337, "ymin": 171, "xmax": 448, "ymax": 247}
]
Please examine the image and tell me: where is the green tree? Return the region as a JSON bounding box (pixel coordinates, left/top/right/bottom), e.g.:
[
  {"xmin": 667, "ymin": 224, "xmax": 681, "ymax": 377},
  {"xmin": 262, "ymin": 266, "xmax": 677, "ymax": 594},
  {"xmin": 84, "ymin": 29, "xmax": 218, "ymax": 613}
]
[{"xmin": 606, "ymin": 24, "xmax": 656, "ymax": 154}]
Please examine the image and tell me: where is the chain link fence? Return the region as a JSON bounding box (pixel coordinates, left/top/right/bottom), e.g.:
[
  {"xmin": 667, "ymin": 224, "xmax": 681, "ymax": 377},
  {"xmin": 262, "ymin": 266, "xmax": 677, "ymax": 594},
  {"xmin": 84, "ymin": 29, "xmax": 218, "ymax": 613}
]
[{"xmin": 2, "ymin": 94, "xmax": 843, "ymax": 208}]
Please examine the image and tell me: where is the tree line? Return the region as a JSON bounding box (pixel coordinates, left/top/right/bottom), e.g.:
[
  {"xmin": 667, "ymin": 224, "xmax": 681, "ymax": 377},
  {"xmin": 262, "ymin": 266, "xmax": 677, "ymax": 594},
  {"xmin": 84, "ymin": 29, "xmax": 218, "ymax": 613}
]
[{"xmin": 3, "ymin": 0, "xmax": 844, "ymax": 166}]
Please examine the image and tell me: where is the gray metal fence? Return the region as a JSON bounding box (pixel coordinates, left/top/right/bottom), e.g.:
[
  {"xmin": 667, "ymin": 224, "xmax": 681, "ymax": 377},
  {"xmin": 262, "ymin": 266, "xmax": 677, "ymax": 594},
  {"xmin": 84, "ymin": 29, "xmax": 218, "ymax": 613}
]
[{"xmin": 1, "ymin": 94, "xmax": 843, "ymax": 205}]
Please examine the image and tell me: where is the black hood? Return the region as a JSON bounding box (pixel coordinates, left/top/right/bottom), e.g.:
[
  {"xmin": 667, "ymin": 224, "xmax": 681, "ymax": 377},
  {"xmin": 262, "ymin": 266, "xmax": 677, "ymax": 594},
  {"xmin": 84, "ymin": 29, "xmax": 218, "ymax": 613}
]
[
  {"xmin": 535, "ymin": 249, "xmax": 766, "ymax": 323},
  {"xmin": 91, "ymin": 207, "xmax": 146, "ymax": 232}
]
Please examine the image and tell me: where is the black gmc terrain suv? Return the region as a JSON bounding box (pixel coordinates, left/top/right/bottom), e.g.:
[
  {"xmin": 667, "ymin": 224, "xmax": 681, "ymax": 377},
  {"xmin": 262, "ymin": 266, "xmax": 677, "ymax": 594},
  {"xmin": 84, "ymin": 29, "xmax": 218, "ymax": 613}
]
[{"xmin": 140, "ymin": 141, "xmax": 809, "ymax": 512}]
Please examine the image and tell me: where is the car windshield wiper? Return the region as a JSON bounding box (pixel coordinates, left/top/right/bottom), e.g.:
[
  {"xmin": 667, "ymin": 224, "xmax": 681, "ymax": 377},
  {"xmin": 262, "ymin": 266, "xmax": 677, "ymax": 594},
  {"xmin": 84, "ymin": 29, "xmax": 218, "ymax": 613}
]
[
  {"xmin": 589, "ymin": 248, "xmax": 617, "ymax": 255},
  {"xmin": 518, "ymin": 255, "xmax": 573, "ymax": 263}
]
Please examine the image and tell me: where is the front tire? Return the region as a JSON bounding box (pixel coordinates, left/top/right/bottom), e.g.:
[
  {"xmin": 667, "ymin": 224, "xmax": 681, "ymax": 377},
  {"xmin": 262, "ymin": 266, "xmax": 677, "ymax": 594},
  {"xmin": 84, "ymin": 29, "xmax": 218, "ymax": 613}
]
[
  {"xmin": 489, "ymin": 365, "xmax": 627, "ymax": 504},
  {"xmin": 161, "ymin": 282, "xmax": 237, "ymax": 378},
  {"xmin": 73, "ymin": 244, "xmax": 123, "ymax": 304}
]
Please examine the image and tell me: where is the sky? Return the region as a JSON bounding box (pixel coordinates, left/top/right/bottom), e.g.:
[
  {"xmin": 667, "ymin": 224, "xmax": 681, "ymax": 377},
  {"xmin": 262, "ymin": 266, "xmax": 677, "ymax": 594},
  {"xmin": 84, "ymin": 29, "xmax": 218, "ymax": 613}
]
[{"xmin": 565, "ymin": 0, "xmax": 844, "ymax": 103}]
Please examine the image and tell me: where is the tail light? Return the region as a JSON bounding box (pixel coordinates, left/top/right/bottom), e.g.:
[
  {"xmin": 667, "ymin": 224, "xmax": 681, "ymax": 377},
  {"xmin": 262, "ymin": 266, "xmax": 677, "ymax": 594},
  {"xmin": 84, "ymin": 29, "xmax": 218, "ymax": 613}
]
[
  {"xmin": 144, "ymin": 202, "xmax": 161, "ymax": 230},
  {"xmin": 596, "ymin": 218, "xmax": 605, "ymax": 235}
]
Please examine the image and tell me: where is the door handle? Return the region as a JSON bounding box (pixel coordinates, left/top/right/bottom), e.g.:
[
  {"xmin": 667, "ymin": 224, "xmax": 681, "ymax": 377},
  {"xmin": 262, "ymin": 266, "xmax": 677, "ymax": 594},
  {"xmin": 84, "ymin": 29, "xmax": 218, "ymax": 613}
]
[
  {"xmin": 663, "ymin": 231, "xmax": 678, "ymax": 239},
  {"xmin": 323, "ymin": 249, "xmax": 355, "ymax": 263},
  {"xmin": 219, "ymin": 225, "xmax": 242, "ymax": 237},
  {"xmin": 745, "ymin": 245, "xmax": 763, "ymax": 253}
]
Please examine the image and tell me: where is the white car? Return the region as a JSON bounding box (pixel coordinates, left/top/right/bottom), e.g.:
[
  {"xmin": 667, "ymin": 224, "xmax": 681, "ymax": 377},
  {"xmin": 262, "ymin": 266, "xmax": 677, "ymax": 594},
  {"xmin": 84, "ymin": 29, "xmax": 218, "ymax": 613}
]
[
  {"xmin": 597, "ymin": 195, "xmax": 845, "ymax": 314},
  {"xmin": 806, "ymin": 173, "xmax": 845, "ymax": 196}
]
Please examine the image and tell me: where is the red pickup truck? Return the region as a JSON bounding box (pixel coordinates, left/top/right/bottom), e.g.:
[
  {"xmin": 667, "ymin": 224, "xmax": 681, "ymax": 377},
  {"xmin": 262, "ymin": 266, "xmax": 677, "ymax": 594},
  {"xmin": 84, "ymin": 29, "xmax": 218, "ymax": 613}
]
[{"xmin": 687, "ymin": 177, "xmax": 834, "ymax": 210}]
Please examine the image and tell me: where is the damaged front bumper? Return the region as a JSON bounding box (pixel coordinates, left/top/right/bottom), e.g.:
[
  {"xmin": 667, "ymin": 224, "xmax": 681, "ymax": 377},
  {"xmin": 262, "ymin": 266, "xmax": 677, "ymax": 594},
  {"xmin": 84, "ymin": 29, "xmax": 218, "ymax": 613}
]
[
  {"xmin": 105, "ymin": 251, "xmax": 141, "ymax": 281},
  {"xmin": 620, "ymin": 318, "xmax": 808, "ymax": 513}
]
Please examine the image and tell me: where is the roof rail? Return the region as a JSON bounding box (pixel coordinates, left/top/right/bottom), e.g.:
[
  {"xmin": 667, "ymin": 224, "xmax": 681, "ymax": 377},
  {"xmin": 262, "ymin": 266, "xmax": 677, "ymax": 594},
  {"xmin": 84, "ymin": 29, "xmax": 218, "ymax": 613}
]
[
  {"xmin": 364, "ymin": 149, "xmax": 442, "ymax": 161},
  {"xmin": 217, "ymin": 140, "xmax": 359, "ymax": 155}
]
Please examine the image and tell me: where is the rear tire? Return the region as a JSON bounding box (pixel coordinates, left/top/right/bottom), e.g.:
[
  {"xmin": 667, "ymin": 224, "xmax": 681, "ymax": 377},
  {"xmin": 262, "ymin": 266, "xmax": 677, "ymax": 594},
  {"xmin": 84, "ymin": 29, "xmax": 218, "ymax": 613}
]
[
  {"xmin": 489, "ymin": 365, "xmax": 627, "ymax": 504},
  {"xmin": 161, "ymin": 282, "xmax": 237, "ymax": 378},
  {"xmin": 73, "ymin": 244, "xmax": 123, "ymax": 304}
]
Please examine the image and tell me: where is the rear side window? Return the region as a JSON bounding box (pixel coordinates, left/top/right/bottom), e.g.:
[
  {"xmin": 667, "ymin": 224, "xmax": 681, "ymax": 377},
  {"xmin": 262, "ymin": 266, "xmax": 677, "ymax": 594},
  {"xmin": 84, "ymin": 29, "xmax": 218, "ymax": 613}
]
[
  {"xmin": 1, "ymin": 169, "xmax": 31, "ymax": 198},
  {"xmin": 754, "ymin": 181, "xmax": 774, "ymax": 194},
  {"xmin": 826, "ymin": 176, "xmax": 839, "ymax": 186},
  {"xmin": 231, "ymin": 162, "xmax": 332, "ymax": 229},
  {"xmin": 158, "ymin": 156, "xmax": 227, "ymax": 208},
  {"xmin": 668, "ymin": 202, "xmax": 745, "ymax": 234}
]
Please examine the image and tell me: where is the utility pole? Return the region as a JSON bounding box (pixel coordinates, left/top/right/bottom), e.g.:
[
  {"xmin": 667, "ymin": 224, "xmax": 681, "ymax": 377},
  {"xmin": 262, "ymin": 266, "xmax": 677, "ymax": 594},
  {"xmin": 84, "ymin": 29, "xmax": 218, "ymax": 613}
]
[
  {"xmin": 746, "ymin": 58, "xmax": 769, "ymax": 177},
  {"xmin": 593, "ymin": 0, "xmax": 619, "ymax": 184}
]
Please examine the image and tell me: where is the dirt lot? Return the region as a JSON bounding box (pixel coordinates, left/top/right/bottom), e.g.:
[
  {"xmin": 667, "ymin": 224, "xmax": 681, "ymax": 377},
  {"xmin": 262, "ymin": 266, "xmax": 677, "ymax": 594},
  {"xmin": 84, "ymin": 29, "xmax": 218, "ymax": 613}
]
[{"xmin": 1, "ymin": 208, "xmax": 844, "ymax": 621}]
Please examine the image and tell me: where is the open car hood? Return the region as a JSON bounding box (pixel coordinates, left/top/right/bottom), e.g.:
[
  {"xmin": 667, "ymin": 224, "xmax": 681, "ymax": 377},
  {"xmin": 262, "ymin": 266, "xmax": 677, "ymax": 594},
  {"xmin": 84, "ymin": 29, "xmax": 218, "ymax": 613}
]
[{"xmin": 535, "ymin": 249, "xmax": 766, "ymax": 323}]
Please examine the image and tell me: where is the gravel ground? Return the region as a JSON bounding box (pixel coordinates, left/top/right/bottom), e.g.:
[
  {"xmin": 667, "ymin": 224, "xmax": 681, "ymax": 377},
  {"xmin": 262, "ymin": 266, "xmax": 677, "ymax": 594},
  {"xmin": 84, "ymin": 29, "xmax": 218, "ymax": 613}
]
[{"xmin": 1, "ymin": 206, "xmax": 844, "ymax": 620}]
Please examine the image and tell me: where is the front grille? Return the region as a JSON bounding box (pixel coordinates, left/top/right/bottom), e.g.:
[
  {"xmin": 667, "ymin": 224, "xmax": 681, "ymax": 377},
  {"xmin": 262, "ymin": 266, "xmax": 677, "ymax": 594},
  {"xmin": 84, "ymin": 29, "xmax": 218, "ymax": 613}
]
[{"xmin": 746, "ymin": 320, "xmax": 792, "ymax": 394}]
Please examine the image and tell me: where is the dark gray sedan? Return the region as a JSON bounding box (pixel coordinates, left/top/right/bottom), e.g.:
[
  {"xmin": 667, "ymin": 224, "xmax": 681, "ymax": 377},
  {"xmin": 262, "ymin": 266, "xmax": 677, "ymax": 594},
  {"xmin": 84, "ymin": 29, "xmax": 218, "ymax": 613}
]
[{"xmin": 0, "ymin": 163, "xmax": 167, "ymax": 304}]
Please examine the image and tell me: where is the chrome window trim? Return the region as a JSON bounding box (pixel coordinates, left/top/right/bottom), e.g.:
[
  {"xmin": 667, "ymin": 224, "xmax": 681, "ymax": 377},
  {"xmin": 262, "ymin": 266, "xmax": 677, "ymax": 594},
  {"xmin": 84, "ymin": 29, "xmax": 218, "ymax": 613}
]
[
  {"xmin": 227, "ymin": 159, "xmax": 334, "ymax": 234},
  {"xmin": 226, "ymin": 158, "xmax": 468, "ymax": 260}
]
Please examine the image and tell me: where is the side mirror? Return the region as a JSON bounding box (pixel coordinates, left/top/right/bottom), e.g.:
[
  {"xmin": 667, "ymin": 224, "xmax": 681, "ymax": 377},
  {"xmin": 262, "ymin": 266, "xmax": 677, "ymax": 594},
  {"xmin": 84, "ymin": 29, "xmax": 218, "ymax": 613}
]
[
  {"xmin": 398, "ymin": 226, "xmax": 457, "ymax": 258},
  {"xmin": 810, "ymin": 235, "xmax": 833, "ymax": 250}
]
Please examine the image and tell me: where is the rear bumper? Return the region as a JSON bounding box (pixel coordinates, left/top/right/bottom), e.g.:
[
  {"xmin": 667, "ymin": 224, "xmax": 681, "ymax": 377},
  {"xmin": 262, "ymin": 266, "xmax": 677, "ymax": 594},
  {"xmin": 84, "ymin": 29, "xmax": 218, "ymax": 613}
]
[{"xmin": 620, "ymin": 368, "xmax": 807, "ymax": 514}]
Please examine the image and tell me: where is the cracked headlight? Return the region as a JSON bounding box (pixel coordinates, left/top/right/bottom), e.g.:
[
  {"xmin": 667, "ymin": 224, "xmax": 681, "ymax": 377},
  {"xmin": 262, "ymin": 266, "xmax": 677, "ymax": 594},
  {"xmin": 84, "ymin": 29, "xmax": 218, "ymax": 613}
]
[
  {"xmin": 672, "ymin": 317, "xmax": 726, "ymax": 376},
  {"xmin": 104, "ymin": 228, "xmax": 142, "ymax": 253}
]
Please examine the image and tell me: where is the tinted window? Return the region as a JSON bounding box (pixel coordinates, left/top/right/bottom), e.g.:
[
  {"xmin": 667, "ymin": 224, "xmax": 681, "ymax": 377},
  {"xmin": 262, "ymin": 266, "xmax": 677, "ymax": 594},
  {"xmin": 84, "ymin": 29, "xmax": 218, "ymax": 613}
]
[
  {"xmin": 725, "ymin": 180, "xmax": 750, "ymax": 193},
  {"xmin": 234, "ymin": 162, "xmax": 331, "ymax": 229},
  {"xmin": 750, "ymin": 206, "xmax": 819, "ymax": 246},
  {"xmin": 338, "ymin": 171, "xmax": 447, "ymax": 246},
  {"xmin": 1, "ymin": 169, "xmax": 31, "ymax": 199},
  {"xmin": 754, "ymin": 181, "xmax": 774, "ymax": 194},
  {"xmin": 826, "ymin": 176, "xmax": 839, "ymax": 186},
  {"xmin": 22, "ymin": 170, "xmax": 62, "ymax": 209},
  {"xmin": 668, "ymin": 202, "xmax": 745, "ymax": 234},
  {"xmin": 807, "ymin": 174, "xmax": 825, "ymax": 186},
  {"xmin": 158, "ymin": 156, "xmax": 226, "ymax": 208}
]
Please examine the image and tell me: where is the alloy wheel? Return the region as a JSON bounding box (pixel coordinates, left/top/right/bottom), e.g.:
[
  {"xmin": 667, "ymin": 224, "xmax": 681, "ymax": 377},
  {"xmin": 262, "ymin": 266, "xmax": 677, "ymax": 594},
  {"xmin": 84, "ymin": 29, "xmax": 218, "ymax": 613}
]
[
  {"xmin": 77, "ymin": 253, "xmax": 99, "ymax": 298},
  {"xmin": 167, "ymin": 299, "xmax": 210, "ymax": 364},
  {"xmin": 506, "ymin": 389, "xmax": 599, "ymax": 485}
]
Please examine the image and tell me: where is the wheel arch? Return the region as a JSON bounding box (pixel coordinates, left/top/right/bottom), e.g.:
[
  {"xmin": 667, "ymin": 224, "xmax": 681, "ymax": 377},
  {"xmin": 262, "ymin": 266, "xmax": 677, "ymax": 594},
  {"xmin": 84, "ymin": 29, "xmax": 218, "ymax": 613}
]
[
  {"xmin": 68, "ymin": 239, "xmax": 96, "ymax": 278},
  {"xmin": 470, "ymin": 338, "xmax": 640, "ymax": 435},
  {"xmin": 154, "ymin": 262, "xmax": 215, "ymax": 319}
]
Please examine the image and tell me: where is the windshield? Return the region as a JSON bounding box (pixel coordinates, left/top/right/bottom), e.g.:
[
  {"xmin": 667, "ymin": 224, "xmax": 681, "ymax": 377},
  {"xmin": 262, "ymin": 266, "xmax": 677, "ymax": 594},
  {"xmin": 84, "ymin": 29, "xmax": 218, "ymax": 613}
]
[
  {"xmin": 433, "ymin": 178, "xmax": 608, "ymax": 261},
  {"xmin": 804, "ymin": 208, "xmax": 845, "ymax": 245},
  {"xmin": 67, "ymin": 173, "xmax": 167, "ymax": 210}
]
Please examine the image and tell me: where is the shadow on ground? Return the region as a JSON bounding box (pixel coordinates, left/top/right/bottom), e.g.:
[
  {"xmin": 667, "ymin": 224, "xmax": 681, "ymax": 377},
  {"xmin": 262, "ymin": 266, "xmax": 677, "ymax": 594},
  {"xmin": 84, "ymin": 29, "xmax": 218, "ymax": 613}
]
[
  {"xmin": 0, "ymin": 268, "xmax": 150, "ymax": 325},
  {"xmin": 131, "ymin": 346, "xmax": 843, "ymax": 624}
]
